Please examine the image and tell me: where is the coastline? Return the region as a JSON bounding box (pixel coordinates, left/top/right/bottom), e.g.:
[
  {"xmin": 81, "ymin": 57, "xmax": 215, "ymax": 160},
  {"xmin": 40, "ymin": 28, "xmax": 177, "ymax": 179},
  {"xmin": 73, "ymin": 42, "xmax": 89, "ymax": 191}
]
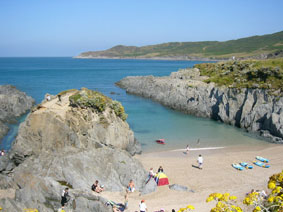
[
  {"xmin": 102, "ymin": 143, "xmax": 283, "ymax": 212},
  {"xmin": 73, "ymin": 56, "xmax": 222, "ymax": 61}
]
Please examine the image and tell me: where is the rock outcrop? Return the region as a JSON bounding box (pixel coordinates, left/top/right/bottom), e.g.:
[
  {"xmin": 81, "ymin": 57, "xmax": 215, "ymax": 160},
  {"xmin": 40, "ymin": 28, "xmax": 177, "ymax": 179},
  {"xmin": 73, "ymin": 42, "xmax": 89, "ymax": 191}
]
[
  {"xmin": 0, "ymin": 85, "xmax": 35, "ymax": 141},
  {"xmin": 116, "ymin": 68, "xmax": 283, "ymax": 143},
  {"xmin": 0, "ymin": 88, "xmax": 147, "ymax": 211}
]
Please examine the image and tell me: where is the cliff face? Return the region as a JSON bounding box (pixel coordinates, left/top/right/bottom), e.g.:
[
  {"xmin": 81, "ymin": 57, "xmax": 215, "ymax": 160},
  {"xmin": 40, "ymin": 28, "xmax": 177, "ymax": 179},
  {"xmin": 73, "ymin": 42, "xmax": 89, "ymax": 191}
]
[
  {"xmin": 0, "ymin": 85, "xmax": 35, "ymax": 141},
  {"xmin": 117, "ymin": 68, "xmax": 283, "ymax": 143},
  {"xmin": 0, "ymin": 88, "xmax": 146, "ymax": 212}
]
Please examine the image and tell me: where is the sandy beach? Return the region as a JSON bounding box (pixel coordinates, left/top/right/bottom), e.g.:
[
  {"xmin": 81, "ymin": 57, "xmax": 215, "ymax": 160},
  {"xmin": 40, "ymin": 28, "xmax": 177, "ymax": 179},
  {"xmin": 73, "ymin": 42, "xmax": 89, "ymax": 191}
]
[{"xmin": 102, "ymin": 143, "xmax": 283, "ymax": 212}]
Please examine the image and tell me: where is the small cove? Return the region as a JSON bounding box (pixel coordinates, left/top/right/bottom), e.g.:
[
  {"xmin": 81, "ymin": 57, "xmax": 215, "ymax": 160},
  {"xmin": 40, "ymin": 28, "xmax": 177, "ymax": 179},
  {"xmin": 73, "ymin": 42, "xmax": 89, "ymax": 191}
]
[{"xmin": 0, "ymin": 57, "xmax": 268, "ymax": 152}]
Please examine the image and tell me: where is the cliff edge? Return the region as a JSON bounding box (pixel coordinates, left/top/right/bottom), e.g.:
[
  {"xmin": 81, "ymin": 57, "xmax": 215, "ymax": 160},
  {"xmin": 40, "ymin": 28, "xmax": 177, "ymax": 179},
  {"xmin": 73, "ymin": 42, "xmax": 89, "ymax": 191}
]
[{"xmin": 116, "ymin": 60, "xmax": 283, "ymax": 143}]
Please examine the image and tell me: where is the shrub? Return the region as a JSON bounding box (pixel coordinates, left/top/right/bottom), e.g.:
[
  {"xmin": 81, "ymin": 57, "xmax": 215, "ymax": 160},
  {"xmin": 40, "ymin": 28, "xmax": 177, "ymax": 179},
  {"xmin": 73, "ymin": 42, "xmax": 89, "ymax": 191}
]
[{"xmin": 69, "ymin": 88, "xmax": 127, "ymax": 121}]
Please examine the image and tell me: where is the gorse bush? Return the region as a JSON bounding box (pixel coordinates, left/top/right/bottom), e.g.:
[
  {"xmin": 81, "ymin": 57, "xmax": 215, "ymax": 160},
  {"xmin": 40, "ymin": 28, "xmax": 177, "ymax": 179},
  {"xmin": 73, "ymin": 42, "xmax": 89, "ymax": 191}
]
[
  {"xmin": 69, "ymin": 88, "xmax": 127, "ymax": 121},
  {"xmin": 206, "ymin": 192, "xmax": 243, "ymax": 212},
  {"xmin": 205, "ymin": 170, "xmax": 283, "ymax": 212}
]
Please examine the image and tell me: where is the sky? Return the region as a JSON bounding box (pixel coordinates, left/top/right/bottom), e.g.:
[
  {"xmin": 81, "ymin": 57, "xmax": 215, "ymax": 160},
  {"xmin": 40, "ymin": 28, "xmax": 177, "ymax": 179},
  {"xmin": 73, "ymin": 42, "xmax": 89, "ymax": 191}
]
[{"xmin": 0, "ymin": 0, "xmax": 282, "ymax": 57}]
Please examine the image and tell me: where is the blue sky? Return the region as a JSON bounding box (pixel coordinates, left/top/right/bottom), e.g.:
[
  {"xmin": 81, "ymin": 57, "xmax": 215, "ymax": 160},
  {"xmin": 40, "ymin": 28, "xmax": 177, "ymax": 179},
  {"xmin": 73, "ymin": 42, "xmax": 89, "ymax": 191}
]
[{"xmin": 0, "ymin": 0, "xmax": 282, "ymax": 56}]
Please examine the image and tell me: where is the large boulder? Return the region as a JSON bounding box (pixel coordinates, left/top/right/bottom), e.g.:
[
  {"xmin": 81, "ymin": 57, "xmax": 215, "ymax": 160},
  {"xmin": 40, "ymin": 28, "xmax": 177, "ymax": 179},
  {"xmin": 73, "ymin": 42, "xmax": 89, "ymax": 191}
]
[{"xmin": 0, "ymin": 85, "xmax": 35, "ymax": 141}]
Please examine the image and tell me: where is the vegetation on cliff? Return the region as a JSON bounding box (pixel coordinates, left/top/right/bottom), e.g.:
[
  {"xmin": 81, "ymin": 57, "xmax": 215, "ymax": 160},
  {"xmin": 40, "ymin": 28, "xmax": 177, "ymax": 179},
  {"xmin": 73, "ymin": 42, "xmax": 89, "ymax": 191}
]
[
  {"xmin": 77, "ymin": 31, "xmax": 283, "ymax": 59},
  {"xmin": 69, "ymin": 88, "xmax": 127, "ymax": 121},
  {"xmin": 195, "ymin": 58, "xmax": 283, "ymax": 93}
]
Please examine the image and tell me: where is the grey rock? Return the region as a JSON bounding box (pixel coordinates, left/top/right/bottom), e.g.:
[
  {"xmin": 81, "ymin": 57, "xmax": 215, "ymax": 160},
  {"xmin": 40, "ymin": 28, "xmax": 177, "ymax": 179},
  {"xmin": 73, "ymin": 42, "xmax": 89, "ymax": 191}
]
[
  {"xmin": 0, "ymin": 88, "xmax": 148, "ymax": 211},
  {"xmin": 117, "ymin": 68, "xmax": 283, "ymax": 143},
  {"xmin": 0, "ymin": 85, "xmax": 35, "ymax": 141},
  {"xmin": 169, "ymin": 184, "xmax": 194, "ymax": 192},
  {"xmin": 140, "ymin": 177, "xmax": 157, "ymax": 195}
]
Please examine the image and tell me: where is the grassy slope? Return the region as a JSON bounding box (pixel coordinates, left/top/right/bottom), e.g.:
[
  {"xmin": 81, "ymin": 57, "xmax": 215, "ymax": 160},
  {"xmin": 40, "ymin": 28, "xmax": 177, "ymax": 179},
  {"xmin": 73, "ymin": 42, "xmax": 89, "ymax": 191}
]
[
  {"xmin": 195, "ymin": 58, "xmax": 283, "ymax": 94},
  {"xmin": 79, "ymin": 31, "xmax": 283, "ymax": 59}
]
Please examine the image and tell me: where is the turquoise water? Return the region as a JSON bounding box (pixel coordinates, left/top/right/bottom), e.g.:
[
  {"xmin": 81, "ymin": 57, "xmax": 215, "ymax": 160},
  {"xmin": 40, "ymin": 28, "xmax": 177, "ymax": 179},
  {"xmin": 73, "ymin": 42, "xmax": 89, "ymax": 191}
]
[{"xmin": 0, "ymin": 57, "xmax": 266, "ymax": 152}]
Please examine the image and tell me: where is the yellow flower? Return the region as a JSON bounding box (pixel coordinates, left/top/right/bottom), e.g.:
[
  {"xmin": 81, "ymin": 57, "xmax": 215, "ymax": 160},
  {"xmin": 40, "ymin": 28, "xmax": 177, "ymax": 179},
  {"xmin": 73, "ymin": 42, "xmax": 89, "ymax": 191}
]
[
  {"xmin": 253, "ymin": 206, "xmax": 261, "ymax": 211},
  {"xmin": 235, "ymin": 206, "xmax": 243, "ymax": 212},
  {"xmin": 216, "ymin": 201, "xmax": 225, "ymax": 208},
  {"xmin": 215, "ymin": 193, "xmax": 223, "ymax": 200},
  {"xmin": 229, "ymin": 195, "xmax": 237, "ymax": 201},
  {"xmin": 186, "ymin": 205, "xmax": 195, "ymax": 210},
  {"xmin": 268, "ymin": 182, "xmax": 276, "ymax": 189},
  {"xmin": 268, "ymin": 196, "xmax": 274, "ymax": 203},
  {"xmin": 206, "ymin": 196, "xmax": 214, "ymax": 202}
]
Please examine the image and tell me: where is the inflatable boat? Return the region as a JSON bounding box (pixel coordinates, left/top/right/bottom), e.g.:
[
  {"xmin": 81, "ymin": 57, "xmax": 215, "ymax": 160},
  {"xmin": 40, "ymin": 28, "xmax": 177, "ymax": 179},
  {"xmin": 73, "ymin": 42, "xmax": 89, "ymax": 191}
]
[{"xmin": 156, "ymin": 139, "xmax": 165, "ymax": 144}]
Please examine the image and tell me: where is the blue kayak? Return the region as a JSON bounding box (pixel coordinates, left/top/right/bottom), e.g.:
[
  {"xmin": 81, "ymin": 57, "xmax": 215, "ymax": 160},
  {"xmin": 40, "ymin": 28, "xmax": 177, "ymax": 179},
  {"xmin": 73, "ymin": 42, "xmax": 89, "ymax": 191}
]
[
  {"xmin": 256, "ymin": 156, "xmax": 269, "ymax": 163},
  {"xmin": 253, "ymin": 161, "xmax": 270, "ymax": 168},
  {"xmin": 240, "ymin": 162, "xmax": 253, "ymax": 169},
  {"xmin": 232, "ymin": 163, "xmax": 244, "ymax": 171}
]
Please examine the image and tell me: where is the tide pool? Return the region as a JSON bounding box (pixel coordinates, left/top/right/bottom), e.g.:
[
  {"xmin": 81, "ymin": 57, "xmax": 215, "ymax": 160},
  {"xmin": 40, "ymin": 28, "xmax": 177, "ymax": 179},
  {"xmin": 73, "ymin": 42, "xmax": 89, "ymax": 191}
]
[{"xmin": 0, "ymin": 58, "xmax": 267, "ymax": 152}]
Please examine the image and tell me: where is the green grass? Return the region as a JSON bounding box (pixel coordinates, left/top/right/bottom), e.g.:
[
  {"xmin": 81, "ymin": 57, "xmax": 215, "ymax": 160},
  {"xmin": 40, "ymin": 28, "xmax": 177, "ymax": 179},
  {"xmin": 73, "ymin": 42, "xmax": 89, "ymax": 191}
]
[
  {"xmin": 195, "ymin": 58, "xmax": 283, "ymax": 93},
  {"xmin": 69, "ymin": 88, "xmax": 128, "ymax": 121},
  {"xmin": 79, "ymin": 31, "xmax": 283, "ymax": 59}
]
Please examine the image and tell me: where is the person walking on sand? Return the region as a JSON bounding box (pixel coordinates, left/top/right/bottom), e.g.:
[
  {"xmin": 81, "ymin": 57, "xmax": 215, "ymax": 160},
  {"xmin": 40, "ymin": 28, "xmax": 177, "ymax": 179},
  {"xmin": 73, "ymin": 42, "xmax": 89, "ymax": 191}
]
[
  {"xmin": 186, "ymin": 145, "xmax": 190, "ymax": 154},
  {"xmin": 197, "ymin": 154, "xmax": 203, "ymax": 170},
  {"xmin": 139, "ymin": 200, "xmax": 147, "ymax": 212}
]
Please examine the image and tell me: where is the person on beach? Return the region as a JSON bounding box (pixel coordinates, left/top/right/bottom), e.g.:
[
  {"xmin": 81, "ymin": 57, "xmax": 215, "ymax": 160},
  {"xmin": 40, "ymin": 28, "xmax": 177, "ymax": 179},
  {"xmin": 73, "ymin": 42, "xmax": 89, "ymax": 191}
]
[
  {"xmin": 124, "ymin": 193, "xmax": 128, "ymax": 209},
  {"xmin": 91, "ymin": 180, "xmax": 104, "ymax": 193},
  {"xmin": 158, "ymin": 166, "xmax": 164, "ymax": 173},
  {"xmin": 197, "ymin": 154, "xmax": 203, "ymax": 170},
  {"xmin": 0, "ymin": 150, "xmax": 4, "ymax": 156},
  {"xmin": 127, "ymin": 180, "xmax": 135, "ymax": 193},
  {"xmin": 113, "ymin": 206, "xmax": 120, "ymax": 212},
  {"xmin": 61, "ymin": 188, "xmax": 70, "ymax": 206},
  {"xmin": 186, "ymin": 145, "xmax": 190, "ymax": 154},
  {"xmin": 139, "ymin": 200, "xmax": 147, "ymax": 212},
  {"xmin": 58, "ymin": 94, "xmax": 62, "ymax": 102},
  {"xmin": 146, "ymin": 168, "xmax": 156, "ymax": 184},
  {"xmin": 46, "ymin": 95, "xmax": 51, "ymax": 101}
]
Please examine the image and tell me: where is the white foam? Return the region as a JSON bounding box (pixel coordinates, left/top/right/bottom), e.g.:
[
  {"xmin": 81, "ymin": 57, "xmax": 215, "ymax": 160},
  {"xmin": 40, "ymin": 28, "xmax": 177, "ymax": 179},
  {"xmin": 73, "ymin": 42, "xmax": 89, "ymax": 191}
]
[{"xmin": 171, "ymin": 147, "xmax": 225, "ymax": 152}]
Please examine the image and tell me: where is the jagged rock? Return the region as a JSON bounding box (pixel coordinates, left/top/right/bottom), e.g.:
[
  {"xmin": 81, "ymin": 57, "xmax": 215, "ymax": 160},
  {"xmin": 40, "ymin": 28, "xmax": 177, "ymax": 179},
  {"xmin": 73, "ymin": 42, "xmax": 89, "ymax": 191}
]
[
  {"xmin": 140, "ymin": 177, "xmax": 157, "ymax": 195},
  {"xmin": 117, "ymin": 68, "xmax": 283, "ymax": 143},
  {"xmin": 0, "ymin": 88, "xmax": 147, "ymax": 211},
  {"xmin": 0, "ymin": 85, "xmax": 35, "ymax": 141}
]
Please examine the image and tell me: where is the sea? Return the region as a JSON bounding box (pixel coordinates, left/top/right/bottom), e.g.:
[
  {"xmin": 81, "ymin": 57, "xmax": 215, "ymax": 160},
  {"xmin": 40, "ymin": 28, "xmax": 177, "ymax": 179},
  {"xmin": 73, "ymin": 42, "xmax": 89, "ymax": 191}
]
[{"xmin": 0, "ymin": 57, "xmax": 267, "ymax": 152}]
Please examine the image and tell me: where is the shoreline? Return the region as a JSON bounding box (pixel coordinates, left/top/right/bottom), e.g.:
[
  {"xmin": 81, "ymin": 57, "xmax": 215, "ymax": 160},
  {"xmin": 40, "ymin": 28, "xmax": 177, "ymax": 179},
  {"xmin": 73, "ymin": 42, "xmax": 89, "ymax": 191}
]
[
  {"xmin": 102, "ymin": 143, "xmax": 283, "ymax": 212},
  {"xmin": 73, "ymin": 56, "xmax": 222, "ymax": 61}
]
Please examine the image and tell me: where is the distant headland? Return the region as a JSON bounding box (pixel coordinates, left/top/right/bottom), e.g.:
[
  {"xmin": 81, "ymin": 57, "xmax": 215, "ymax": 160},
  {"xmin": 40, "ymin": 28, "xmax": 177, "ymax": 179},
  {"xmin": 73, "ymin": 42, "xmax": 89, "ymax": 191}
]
[{"xmin": 75, "ymin": 31, "xmax": 283, "ymax": 60}]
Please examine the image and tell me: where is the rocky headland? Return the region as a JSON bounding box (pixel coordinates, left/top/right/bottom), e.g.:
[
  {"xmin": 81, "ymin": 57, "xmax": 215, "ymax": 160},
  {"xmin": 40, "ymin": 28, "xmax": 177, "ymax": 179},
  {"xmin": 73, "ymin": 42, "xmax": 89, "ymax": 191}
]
[
  {"xmin": 0, "ymin": 85, "xmax": 35, "ymax": 141},
  {"xmin": 116, "ymin": 60, "xmax": 283, "ymax": 143},
  {"xmin": 75, "ymin": 31, "xmax": 283, "ymax": 60},
  {"xmin": 0, "ymin": 88, "xmax": 148, "ymax": 212}
]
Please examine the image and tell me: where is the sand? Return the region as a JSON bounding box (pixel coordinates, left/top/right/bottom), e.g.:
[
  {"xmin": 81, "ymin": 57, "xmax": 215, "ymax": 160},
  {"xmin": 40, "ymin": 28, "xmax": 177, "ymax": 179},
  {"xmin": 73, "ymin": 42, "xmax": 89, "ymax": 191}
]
[{"xmin": 101, "ymin": 143, "xmax": 283, "ymax": 212}]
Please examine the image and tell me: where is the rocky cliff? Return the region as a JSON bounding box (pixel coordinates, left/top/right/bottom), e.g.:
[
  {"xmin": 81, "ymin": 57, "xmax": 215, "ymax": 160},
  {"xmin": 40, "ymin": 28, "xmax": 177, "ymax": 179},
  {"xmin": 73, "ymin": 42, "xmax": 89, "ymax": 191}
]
[
  {"xmin": 0, "ymin": 88, "xmax": 147, "ymax": 212},
  {"xmin": 0, "ymin": 85, "xmax": 35, "ymax": 141},
  {"xmin": 116, "ymin": 68, "xmax": 283, "ymax": 143}
]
